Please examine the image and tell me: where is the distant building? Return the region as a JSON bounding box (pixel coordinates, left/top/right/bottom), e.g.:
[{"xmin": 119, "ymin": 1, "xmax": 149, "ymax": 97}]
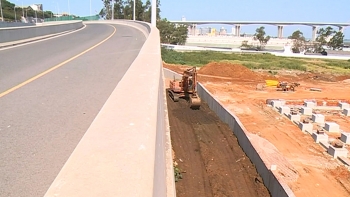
[
  {"xmin": 29, "ymin": 4, "xmax": 43, "ymax": 11},
  {"xmin": 198, "ymin": 27, "xmax": 210, "ymax": 35},
  {"xmin": 219, "ymin": 27, "xmax": 227, "ymax": 35},
  {"xmin": 181, "ymin": 16, "xmax": 186, "ymax": 21}
]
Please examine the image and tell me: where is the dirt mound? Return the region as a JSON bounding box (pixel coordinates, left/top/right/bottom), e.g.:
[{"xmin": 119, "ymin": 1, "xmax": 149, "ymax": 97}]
[
  {"xmin": 163, "ymin": 62, "xmax": 192, "ymax": 74},
  {"xmin": 198, "ymin": 62, "xmax": 264, "ymax": 81}
]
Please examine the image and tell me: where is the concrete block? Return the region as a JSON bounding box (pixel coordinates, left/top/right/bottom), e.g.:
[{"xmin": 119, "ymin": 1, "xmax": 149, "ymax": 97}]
[
  {"xmin": 324, "ymin": 122, "xmax": 340, "ymax": 133},
  {"xmin": 339, "ymin": 102, "xmax": 350, "ymax": 110},
  {"xmin": 338, "ymin": 156, "xmax": 350, "ymax": 166},
  {"xmin": 343, "ymin": 108, "xmax": 350, "ymax": 116},
  {"xmin": 280, "ymin": 99, "xmax": 286, "ymax": 106},
  {"xmin": 288, "ymin": 114, "xmax": 300, "ymax": 122},
  {"xmin": 328, "ymin": 145, "xmax": 348, "ymax": 158},
  {"xmin": 298, "ymin": 122, "xmax": 313, "ymax": 133},
  {"xmin": 312, "ymin": 114, "xmax": 325, "ymax": 124},
  {"xmin": 304, "ymin": 101, "xmax": 316, "ymax": 108},
  {"xmin": 301, "ymin": 107, "xmax": 312, "ymax": 115},
  {"xmin": 312, "ymin": 132, "xmax": 328, "ymax": 143},
  {"xmin": 271, "ymin": 100, "xmax": 282, "ymax": 108},
  {"xmin": 340, "ymin": 132, "xmax": 350, "ymax": 144},
  {"xmin": 320, "ymin": 141, "xmax": 330, "ymax": 149},
  {"xmin": 278, "ymin": 106, "xmax": 290, "ymax": 115}
]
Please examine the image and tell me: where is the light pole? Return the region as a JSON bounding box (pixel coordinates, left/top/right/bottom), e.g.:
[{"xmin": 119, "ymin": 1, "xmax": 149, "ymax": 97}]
[
  {"xmin": 151, "ymin": 0, "xmax": 156, "ymax": 26},
  {"xmin": 111, "ymin": 0, "xmax": 114, "ymax": 20},
  {"xmin": 0, "ymin": 0, "xmax": 4, "ymax": 22},
  {"xmin": 133, "ymin": 0, "xmax": 135, "ymax": 21},
  {"xmin": 21, "ymin": 1, "xmax": 24, "ymax": 17},
  {"xmin": 68, "ymin": 0, "xmax": 70, "ymax": 16},
  {"xmin": 89, "ymin": 0, "xmax": 91, "ymax": 16},
  {"xmin": 34, "ymin": 10, "xmax": 37, "ymax": 23},
  {"xmin": 14, "ymin": 6, "xmax": 17, "ymax": 22}
]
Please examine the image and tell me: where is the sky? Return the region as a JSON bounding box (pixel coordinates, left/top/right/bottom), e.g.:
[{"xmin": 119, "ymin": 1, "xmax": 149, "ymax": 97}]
[
  {"xmin": 10, "ymin": 0, "xmax": 350, "ymax": 39},
  {"xmin": 160, "ymin": 0, "xmax": 350, "ymax": 39}
]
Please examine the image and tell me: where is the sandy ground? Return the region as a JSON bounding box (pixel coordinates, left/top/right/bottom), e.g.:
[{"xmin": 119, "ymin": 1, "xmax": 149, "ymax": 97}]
[{"xmin": 164, "ymin": 62, "xmax": 350, "ymax": 197}]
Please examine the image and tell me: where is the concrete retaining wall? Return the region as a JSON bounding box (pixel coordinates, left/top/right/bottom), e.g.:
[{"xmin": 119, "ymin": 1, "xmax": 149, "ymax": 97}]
[
  {"xmin": 44, "ymin": 20, "xmax": 175, "ymax": 197},
  {"xmin": 0, "ymin": 21, "xmax": 35, "ymax": 28},
  {"xmin": 163, "ymin": 68, "xmax": 295, "ymax": 197},
  {"xmin": 0, "ymin": 20, "xmax": 83, "ymax": 43}
]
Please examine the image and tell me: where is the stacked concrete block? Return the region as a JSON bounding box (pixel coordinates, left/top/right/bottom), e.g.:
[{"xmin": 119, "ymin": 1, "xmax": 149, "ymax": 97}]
[
  {"xmin": 288, "ymin": 114, "xmax": 300, "ymax": 122},
  {"xmin": 343, "ymin": 108, "xmax": 350, "ymax": 116},
  {"xmin": 312, "ymin": 114, "xmax": 325, "ymax": 124},
  {"xmin": 340, "ymin": 132, "xmax": 350, "ymax": 144},
  {"xmin": 324, "ymin": 122, "xmax": 340, "ymax": 133},
  {"xmin": 328, "ymin": 145, "xmax": 348, "ymax": 158},
  {"xmin": 271, "ymin": 100, "xmax": 283, "ymax": 108},
  {"xmin": 304, "ymin": 101, "xmax": 316, "ymax": 108},
  {"xmin": 301, "ymin": 107, "xmax": 312, "ymax": 115},
  {"xmin": 312, "ymin": 132, "xmax": 328, "ymax": 143},
  {"xmin": 298, "ymin": 122, "xmax": 313, "ymax": 133},
  {"xmin": 278, "ymin": 106, "xmax": 290, "ymax": 115},
  {"xmin": 339, "ymin": 102, "xmax": 350, "ymax": 110},
  {"xmin": 280, "ymin": 99, "xmax": 286, "ymax": 106}
]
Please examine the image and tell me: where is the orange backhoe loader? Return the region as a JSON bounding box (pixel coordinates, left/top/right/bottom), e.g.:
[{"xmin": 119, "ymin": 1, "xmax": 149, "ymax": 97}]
[{"xmin": 167, "ymin": 67, "xmax": 201, "ymax": 109}]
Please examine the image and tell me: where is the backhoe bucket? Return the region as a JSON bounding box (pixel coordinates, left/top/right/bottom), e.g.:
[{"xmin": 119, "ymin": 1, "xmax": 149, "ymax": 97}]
[{"xmin": 189, "ymin": 96, "xmax": 201, "ymax": 109}]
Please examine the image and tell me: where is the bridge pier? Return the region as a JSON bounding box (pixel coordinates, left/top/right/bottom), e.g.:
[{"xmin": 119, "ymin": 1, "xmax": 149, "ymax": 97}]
[
  {"xmin": 235, "ymin": 25, "xmax": 241, "ymax": 37},
  {"xmin": 312, "ymin": 26, "xmax": 318, "ymax": 41},
  {"xmin": 277, "ymin": 25, "xmax": 284, "ymax": 38},
  {"xmin": 192, "ymin": 24, "xmax": 197, "ymax": 36},
  {"xmin": 188, "ymin": 24, "xmax": 197, "ymax": 36}
]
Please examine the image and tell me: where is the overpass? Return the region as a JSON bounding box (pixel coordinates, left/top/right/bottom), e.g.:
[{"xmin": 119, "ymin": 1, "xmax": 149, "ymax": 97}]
[{"xmin": 170, "ymin": 20, "xmax": 350, "ymax": 41}]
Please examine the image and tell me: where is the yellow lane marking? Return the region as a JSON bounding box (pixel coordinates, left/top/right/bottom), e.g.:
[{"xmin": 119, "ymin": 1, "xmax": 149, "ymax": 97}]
[{"xmin": 0, "ymin": 25, "xmax": 117, "ymax": 99}]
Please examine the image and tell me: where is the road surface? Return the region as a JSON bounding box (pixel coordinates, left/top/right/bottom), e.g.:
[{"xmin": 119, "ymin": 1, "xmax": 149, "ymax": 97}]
[{"xmin": 0, "ymin": 23, "xmax": 146, "ymax": 197}]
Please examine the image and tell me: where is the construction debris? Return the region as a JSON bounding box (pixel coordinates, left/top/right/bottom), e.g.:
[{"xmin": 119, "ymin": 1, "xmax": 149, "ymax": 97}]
[{"xmin": 310, "ymin": 88, "xmax": 322, "ymax": 92}]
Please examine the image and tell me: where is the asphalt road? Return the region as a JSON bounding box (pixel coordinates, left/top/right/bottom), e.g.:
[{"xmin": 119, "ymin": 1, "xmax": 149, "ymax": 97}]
[{"xmin": 0, "ymin": 23, "xmax": 146, "ymax": 197}]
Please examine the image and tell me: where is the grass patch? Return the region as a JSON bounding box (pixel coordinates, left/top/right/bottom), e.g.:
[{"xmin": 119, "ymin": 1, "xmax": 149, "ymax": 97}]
[{"xmin": 161, "ymin": 48, "xmax": 350, "ymax": 73}]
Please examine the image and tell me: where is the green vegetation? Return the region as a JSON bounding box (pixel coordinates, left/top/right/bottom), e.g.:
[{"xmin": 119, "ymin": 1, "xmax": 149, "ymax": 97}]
[
  {"xmin": 161, "ymin": 48, "xmax": 350, "ymax": 73},
  {"xmin": 174, "ymin": 166, "xmax": 183, "ymax": 182},
  {"xmin": 100, "ymin": 0, "xmax": 161, "ymax": 22},
  {"xmin": 0, "ymin": 0, "xmax": 54, "ymax": 21},
  {"xmin": 253, "ymin": 27, "xmax": 270, "ymax": 50},
  {"xmin": 101, "ymin": 0, "xmax": 188, "ymax": 45}
]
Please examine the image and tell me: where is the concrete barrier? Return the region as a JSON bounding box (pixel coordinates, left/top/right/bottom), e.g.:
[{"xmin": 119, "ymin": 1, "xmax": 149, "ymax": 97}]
[
  {"xmin": 0, "ymin": 20, "xmax": 83, "ymax": 43},
  {"xmin": 163, "ymin": 67, "xmax": 295, "ymax": 197},
  {"xmin": 0, "ymin": 21, "xmax": 35, "ymax": 28},
  {"xmin": 44, "ymin": 20, "xmax": 175, "ymax": 197}
]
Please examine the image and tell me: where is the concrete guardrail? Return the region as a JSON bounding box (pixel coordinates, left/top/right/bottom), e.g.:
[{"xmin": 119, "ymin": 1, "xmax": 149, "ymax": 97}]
[
  {"xmin": 0, "ymin": 20, "xmax": 83, "ymax": 43},
  {"xmin": 163, "ymin": 68, "xmax": 296, "ymax": 197},
  {"xmin": 44, "ymin": 20, "xmax": 175, "ymax": 197},
  {"xmin": 0, "ymin": 21, "xmax": 35, "ymax": 28}
]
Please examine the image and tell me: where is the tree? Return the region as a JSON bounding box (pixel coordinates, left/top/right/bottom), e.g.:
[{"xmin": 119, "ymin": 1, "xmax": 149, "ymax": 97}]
[
  {"xmin": 113, "ymin": 0, "xmax": 124, "ymax": 19},
  {"xmin": 157, "ymin": 18, "xmax": 188, "ymax": 45},
  {"xmin": 314, "ymin": 26, "xmax": 335, "ymax": 52},
  {"xmin": 253, "ymin": 26, "xmax": 270, "ymax": 50},
  {"xmin": 288, "ymin": 30, "xmax": 306, "ymax": 53},
  {"xmin": 100, "ymin": 0, "xmax": 111, "ymax": 19},
  {"xmin": 328, "ymin": 31, "xmax": 344, "ymax": 50},
  {"xmin": 314, "ymin": 26, "xmax": 344, "ymax": 51}
]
